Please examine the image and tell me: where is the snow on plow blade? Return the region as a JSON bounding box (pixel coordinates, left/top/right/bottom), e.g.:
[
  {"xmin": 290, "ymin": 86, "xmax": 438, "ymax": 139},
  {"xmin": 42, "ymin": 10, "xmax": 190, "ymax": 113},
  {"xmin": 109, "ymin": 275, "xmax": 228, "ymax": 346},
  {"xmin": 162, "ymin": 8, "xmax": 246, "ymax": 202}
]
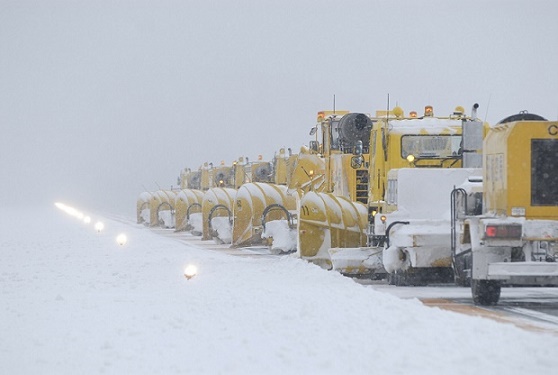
[
  {"xmin": 262, "ymin": 219, "xmax": 297, "ymax": 254},
  {"xmin": 329, "ymin": 247, "xmax": 386, "ymax": 278}
]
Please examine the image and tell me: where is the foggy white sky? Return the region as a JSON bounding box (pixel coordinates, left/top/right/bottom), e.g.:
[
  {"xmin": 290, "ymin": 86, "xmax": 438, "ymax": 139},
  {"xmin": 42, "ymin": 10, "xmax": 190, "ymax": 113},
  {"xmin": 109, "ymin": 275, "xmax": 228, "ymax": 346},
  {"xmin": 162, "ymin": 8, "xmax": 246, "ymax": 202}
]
[{"xmin": 1, "ymin": 0, "xmax": 557, "ymax": 215}]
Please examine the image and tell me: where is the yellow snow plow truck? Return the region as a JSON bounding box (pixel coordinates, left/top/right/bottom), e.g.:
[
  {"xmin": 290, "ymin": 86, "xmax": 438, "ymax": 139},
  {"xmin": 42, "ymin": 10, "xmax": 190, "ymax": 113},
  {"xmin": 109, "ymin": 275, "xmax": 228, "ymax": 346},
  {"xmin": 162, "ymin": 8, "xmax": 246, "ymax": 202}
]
[
  {"xmin": 231, "ymin": 148, "xmax": 298, "ymax": 251},
  {"xmin": 451, "ymin": 112, "xmax": 558, "ymax": 305},
  {"xmin": 136, "ymin": 189, "xmax": 179, "ymax": 228},
  {"xmin": 136, "ymin": 165, "xmax": 208, "ymax": 229},
  {"xmin": 327, "ymin": 105, "xmax": 485, "ymax": 278},
  {"xmin": 174, "ymin": 167, "xmax": 207, "ymax": 232},
  {"xmin": 297, "ymin": 110, "xmax": 375, "ymax": 268},
  {"xmin": 201, "ymin": 156, "xmax": 275, "ymax": 243},
  {"xmin": 373, "ymin": 105, "xmax": 488, "ymax": 285}
]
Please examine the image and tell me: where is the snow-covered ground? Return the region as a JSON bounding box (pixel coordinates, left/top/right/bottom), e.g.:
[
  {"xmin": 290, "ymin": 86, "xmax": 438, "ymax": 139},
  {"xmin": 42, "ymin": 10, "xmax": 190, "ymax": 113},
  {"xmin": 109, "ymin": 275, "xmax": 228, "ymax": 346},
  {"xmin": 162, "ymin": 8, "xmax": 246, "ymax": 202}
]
[{"xmin": 2, "ymin": 205, "xmax": 558, "ymax": 375}]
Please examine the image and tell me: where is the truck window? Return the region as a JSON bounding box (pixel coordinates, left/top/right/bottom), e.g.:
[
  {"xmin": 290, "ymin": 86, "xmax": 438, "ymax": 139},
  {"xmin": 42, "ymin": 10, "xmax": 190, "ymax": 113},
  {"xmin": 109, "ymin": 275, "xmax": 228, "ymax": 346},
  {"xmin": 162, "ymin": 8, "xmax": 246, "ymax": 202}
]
[
  {"xmin": 531, "ymin": 139, "xmax": 558, "ymax": 206},
  {"xmin": 401, "ymin": 135, "xmax": 462, "ymax": 159}
]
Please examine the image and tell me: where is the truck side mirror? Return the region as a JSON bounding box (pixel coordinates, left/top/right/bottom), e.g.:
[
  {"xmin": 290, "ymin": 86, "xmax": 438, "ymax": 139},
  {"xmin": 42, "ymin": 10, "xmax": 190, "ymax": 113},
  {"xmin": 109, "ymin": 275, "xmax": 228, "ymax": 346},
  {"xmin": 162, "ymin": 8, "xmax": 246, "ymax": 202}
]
[{"xmin": 309, "ymin": 141, "xmax": 319, "ymax": 152}]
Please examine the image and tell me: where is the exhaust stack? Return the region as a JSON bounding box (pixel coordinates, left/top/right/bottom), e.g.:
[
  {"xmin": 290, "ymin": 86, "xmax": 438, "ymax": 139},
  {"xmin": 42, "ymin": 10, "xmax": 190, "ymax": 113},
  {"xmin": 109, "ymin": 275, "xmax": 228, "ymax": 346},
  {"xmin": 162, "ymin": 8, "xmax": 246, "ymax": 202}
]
[{"xmin": 471, "ymin": 103, "xmax": 479, "ymax": 119}]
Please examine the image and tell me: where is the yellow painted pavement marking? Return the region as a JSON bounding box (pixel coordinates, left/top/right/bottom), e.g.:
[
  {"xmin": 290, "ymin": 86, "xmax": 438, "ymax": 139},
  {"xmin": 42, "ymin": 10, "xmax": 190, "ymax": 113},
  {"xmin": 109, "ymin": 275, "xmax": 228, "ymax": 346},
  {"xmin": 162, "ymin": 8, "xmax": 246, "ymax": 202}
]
[{"xmin": 420, "ymin": 298, "xmax": 558, "ymax": 335}]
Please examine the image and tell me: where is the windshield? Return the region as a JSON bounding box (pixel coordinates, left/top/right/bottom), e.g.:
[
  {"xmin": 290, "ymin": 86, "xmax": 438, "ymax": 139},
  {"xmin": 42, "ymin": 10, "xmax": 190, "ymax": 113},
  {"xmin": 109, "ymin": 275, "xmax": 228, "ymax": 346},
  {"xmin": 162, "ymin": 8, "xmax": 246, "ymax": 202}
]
[
  {"xmin": 401, "ymin": 134, "xmax": 462, "ymax": 159},
  {"xmin": 329, "ymin": 119, "xmax": 342, "ymax": 150}
]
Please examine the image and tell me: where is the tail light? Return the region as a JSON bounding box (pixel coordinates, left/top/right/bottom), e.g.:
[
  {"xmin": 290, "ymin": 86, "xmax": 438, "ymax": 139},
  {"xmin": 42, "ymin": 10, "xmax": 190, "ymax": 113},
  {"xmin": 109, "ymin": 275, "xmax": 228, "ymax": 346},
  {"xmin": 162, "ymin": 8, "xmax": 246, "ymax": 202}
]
[{"xmin": 485, "ymin": 224, "xmax": 522, "ymax": 239}]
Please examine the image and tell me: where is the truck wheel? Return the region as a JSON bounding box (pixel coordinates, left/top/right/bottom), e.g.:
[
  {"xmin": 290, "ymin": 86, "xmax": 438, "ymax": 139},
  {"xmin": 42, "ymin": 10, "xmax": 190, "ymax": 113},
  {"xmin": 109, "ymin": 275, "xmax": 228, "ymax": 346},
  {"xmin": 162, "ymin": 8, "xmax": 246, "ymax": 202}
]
[{"xmin": 471, "ymin": 279, "xmax": 501, "ymax": 305}]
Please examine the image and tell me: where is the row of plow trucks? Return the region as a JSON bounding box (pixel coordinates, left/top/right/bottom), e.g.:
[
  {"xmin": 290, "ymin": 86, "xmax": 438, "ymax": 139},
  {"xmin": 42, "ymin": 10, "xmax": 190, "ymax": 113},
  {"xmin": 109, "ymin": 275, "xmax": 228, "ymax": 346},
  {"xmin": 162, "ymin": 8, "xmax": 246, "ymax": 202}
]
[
  {"xmin": 137, "ymin": 152, "xmax": 298, "ymax": 251},
  {"xmin": 138, "ymin": 104, "xmax": 558, "ymax": 305}
]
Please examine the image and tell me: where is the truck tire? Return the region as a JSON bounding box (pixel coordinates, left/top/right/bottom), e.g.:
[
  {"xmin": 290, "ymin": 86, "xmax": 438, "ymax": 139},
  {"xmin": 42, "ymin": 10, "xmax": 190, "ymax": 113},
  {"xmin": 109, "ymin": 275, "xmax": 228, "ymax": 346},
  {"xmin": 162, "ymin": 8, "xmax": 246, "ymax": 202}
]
[{"xmin": 471, "ymin": 279, "xmax": 501, "ymax": 305}]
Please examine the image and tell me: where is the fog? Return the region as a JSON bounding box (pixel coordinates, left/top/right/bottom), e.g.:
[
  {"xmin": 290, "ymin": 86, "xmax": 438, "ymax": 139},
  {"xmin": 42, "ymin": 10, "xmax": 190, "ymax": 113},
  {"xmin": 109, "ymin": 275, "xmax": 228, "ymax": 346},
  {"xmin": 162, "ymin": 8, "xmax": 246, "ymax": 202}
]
[{"xmin": 1, "ymin": 0, "xmax": 557, "ymax": 216}]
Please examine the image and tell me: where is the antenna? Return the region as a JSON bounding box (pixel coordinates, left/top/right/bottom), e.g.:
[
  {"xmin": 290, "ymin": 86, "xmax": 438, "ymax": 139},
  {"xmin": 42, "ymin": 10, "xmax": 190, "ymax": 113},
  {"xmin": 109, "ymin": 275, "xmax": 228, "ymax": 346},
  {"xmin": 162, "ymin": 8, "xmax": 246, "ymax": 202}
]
[
  {"xmin": 484, "ymin": 93, "xmax": 491, "ymax": 122},
  {"xmin": 387, "ymin": 93, "xmax": 390, "ymax": 119},
  {"xmin": 333, "ymin": 94, "xmax": 336, "ymax": 114},
  {"xmin": 155, "ymin": 182, "xmax": 161, "ymax": 190}
]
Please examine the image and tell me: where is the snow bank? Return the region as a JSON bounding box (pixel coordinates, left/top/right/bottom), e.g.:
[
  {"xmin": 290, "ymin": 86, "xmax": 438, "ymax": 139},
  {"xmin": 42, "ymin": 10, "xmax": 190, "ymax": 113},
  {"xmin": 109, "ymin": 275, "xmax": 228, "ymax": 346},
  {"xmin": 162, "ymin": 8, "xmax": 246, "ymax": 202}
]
[{"xmin": 1, "ymin": 206, "xmax": 558, "ymax": 375}]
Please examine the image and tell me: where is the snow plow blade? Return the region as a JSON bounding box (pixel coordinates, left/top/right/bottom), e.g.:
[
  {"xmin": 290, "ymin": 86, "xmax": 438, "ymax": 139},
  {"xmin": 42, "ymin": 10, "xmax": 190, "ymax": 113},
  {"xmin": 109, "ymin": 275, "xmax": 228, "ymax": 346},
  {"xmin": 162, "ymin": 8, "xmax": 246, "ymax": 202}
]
[
  {"xmin": 298, "ymin": 191, "xmax": 367, "ymax": 269},
  {"xmin": 175, "ymin": 189, "xmax": 204, "ymax": 232},
  {"xmin": 137, "ymin": 191, "xmax": 152, "ymax": 225},
  {"xmin": 149, "ymin": 190, "xmax": 178, "ymax": 228},
  {"xmin": 328, "ymin": 247, "xmax": 386, "ymax": 278},
  {"xmin": 232, "ymin": 182, "xmax": 296, "ymax": 248},
  {"xmin": 201, "ymin": 187, "xmax": 236, "ymax": 243}
]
